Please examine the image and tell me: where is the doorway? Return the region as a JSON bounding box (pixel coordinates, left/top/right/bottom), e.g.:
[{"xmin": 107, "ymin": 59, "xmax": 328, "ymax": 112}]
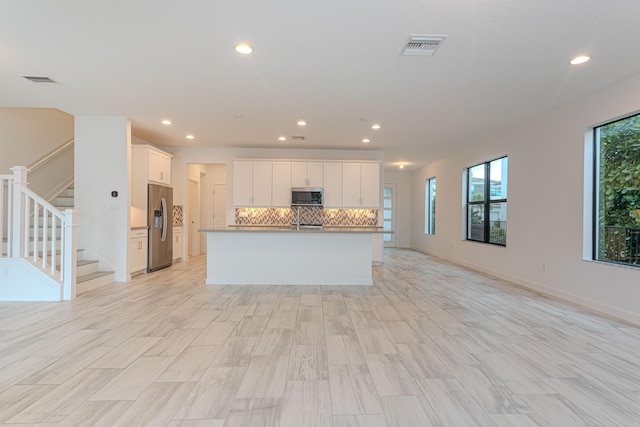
[{"xmin": 383, "ymin": 184, "xmax": 397, "ymax": 247}]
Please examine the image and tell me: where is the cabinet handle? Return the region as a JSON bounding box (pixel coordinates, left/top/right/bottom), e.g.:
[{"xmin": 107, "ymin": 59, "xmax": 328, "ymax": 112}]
[{"xmin": 138, "ymin": 241, "xmax": 142, "ymax": 249}]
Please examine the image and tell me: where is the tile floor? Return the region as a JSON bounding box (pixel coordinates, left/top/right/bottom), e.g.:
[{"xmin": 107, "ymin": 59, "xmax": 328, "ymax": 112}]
[{"xmin": 1, "ymin": 249, "xmax": 639, "ymax": 426}]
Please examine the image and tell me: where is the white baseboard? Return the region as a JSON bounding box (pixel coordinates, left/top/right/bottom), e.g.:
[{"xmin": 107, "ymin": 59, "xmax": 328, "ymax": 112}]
[{"xmin": 413, "ymin": 248, "xmax": 640, "ymax": 327}]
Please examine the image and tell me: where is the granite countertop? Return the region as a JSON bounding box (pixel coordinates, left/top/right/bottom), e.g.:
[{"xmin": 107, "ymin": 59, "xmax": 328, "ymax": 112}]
[
  {"xmin": 131, "ymin": 226, "xmax": 149, "ymax": 230},
  {"xmin": 199, "ymin": 225, "xmax": 392, "ymax": 233}
]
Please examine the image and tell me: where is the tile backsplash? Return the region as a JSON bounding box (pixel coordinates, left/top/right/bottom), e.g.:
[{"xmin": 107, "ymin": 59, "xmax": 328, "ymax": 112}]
[
  {"xmin": 235, "ymin": 207, "xmax": 378, "ymax": 226},
  {"xmin": 173, "ymin": 205, "xmax": 183, "ymax": 225}
]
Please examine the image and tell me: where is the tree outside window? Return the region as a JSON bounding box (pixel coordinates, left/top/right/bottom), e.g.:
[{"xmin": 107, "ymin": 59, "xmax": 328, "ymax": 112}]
[
  {"xmin": 595, "ymin": 113, "xmax": 640, "ymax": 266},
  {"xmin": 425, "ymin": 177, "xmax": 436, "ymax": 234}
]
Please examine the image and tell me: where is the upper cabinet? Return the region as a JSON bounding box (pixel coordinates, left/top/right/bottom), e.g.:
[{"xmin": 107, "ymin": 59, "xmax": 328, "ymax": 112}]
[
  {"xmin": 131, "ymin": 145, "xmax": 173, "ymax": 219},
  {"xmin": 233, "ymin": 159, "xmax": 380, "ymax": 209},
  {"xmin": 292, "ymin": 162, "xmax": 323, "ymax": 187},
  {"xmin": 148, "ymin": 149, "xmax": 172, "ymax": 185},
  {"xmin": 323, "ymin": 163, "xmax": 342, "ymax": 207},
  {"xmin": 132, "ymin": 145, "xmax": 172, "ymax": 186},
  {"xmin": 341, "ymin": 163, "xmax": 380, "ymax": 208},
  {"xmin": 233, "ymin": 161, "xmax": 272, "ymax": 207},
  {"xmin": 272, "ymin": 162, "xmax": 292, "ymax": 207}
]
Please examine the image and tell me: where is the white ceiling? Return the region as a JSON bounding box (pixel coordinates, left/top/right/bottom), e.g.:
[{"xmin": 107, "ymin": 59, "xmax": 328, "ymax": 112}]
[{"xmin": 2, "ymin": 0, "xmax": 640, "ymax": 171}]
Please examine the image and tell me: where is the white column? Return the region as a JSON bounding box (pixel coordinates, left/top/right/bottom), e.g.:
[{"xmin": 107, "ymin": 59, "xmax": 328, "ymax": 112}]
[
  {"xmin": 10, "ymin": 166, "xmax": 28, "ymax": 258},
  {"xmin": 74, "ymin": 116, "xmax": 131, "ymax": 282}
]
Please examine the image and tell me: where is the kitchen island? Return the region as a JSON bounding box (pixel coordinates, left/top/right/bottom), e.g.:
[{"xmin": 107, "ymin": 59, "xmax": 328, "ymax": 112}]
[{"xmin": 199, "ymin": 226, "xmax": 386, "ymax": 285}]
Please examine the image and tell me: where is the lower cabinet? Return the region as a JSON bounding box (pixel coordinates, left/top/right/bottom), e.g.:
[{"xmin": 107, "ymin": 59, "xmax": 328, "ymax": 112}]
[
  {"xmin": 129, "ymin": 228, "xmax": 148, "ymax": 275},
  {"xmin": 173, "ymin": 226, "xmax": 183, "ymax": 261},
  {"xmin": 372, "ymin": 234, "xmax": 383, "ymax": 264}
]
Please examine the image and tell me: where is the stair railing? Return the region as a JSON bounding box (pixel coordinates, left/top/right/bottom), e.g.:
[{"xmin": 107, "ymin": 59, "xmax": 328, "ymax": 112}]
[
  {"xmin": 1, "ymin": 173, "xmax": 14, "ymax": 257},
  {"xmin": 3, "ymin": 166, "xmax": 77, "ymax": 300}
]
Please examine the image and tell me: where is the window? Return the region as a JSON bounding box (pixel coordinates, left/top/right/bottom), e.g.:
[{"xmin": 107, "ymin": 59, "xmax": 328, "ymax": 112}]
[
  {"xmin": 425, "ymin": 177, "xmax": 436, "ymax": 234},
  {"xmin": 466, "ymin": 157, "xmax": 508, "ymax": 245},
  {"xmin": 594, "ymin": 113, "xmax": 640, "ymax": 266}
]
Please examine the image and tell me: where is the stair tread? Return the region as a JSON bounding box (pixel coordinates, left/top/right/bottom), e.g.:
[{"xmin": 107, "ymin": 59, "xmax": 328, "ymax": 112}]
[
  {"xmin": 77, "ymin": 270, "xmax": 114, "ymax": 283},
  {"xmin": 55, "ymin": 259, "xmax": 97, "ymax": 269}
]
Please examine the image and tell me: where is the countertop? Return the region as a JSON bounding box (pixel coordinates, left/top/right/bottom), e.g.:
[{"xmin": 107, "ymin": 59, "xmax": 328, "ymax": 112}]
[
  {"xmin": 131, "ymin": 226, "xmax": 149, "ymax": 230},
  {"xmin": 199, "ymin": 225, "xmax": 392, "ymax": 233}
]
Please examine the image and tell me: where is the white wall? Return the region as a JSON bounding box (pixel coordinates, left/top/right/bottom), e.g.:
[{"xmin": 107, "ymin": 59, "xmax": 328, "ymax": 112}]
[
  {"xmin": 384, "ymin": 172, "xmax": 411, "ymax": 248},
  {"xmin": 0, "ymin": 108, "xmax": 73, "ymax": 173},
  {"xmin": 0, "ymin": 108, "xmax": 74, "ymax": 198},
  {"xmin": 411, "ymin": 71, "xmax": 640, "ymax": 325},
  {"xmin": 75, "ymin": 116, "xmax": 130, "ymax": 282}
]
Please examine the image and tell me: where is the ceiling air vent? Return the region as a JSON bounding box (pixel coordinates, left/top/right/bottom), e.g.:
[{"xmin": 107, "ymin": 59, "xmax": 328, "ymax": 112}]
[
  {"xmin": 400, "ymin": 35, "xmax": 447, "ymax": 56},
  {"xmin": 21, "ymin": 75, "xmax": 60, "ymax": 84},
  {"xmin": 291, "ymin": 136, "xmax": 305, "ymax": 141}
]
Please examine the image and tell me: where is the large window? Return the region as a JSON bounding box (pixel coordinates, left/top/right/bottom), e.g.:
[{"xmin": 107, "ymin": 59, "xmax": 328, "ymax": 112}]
[
  {"xmin": 466, "ymin": 157, "xmax": 508, "ymax": 245},
  {"xmin": 594, "ymin": 113, "xmax": 640, "ymax": 266},
  {"xmin": 425, "ymin": 177, "xmax": 436, "ymax": 234}
]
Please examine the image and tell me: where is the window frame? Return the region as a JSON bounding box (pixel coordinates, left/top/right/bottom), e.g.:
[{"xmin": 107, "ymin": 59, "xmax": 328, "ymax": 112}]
[
  {"xmin": 425, "ymin": 177, "xmax": 436, "ymax": 235},
  {"xmin": 466, "ymin": 156, "xmax": 508, "ymax": 246},
  {"xmin": 592, "ymin": 112, "xmax": 640, "ymax": 267}
]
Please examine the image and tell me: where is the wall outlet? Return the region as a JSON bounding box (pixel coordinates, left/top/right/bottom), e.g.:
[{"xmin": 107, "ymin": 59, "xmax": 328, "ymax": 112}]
[
  {"xmin": 367, "ymin": 213, "xmax": 376, "ymax": 219},
  {"xmin": 542, "ymin": 263, "xmax": 547, "ymax": 271},
  {"xmin": 239, "ymin": 212, "xmax": 248, "ymax": 218}
]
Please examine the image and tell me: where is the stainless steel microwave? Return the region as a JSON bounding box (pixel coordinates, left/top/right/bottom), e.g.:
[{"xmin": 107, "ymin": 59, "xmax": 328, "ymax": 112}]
[{"xmin": 291, "ymin": 188, "xmax": 323, "ymax": 206}]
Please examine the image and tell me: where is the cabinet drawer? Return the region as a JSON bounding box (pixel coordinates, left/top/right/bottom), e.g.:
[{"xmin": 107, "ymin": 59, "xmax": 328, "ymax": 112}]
[{"xmin": 130, "ymin": 229, "xmax": 148, "ymax": 239}]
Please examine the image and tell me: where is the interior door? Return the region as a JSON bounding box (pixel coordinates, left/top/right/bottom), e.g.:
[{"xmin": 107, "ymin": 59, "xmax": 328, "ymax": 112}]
[
  {"xmin": 188, "ymin": 179, "xmax": 199, "ymax": 256},
  {"xmin": 213, "ymin": 184, "xmax": 227, "ymax": 228},
  {"xmin": 383, "ymin": 184, "xmax": 397, "ymax": 247}
]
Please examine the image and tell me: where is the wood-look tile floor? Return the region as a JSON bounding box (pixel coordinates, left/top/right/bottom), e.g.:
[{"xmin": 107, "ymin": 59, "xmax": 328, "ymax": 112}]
[{"xmin": 1, "ymin": 249, "xmax": 640, "ymax": 426}]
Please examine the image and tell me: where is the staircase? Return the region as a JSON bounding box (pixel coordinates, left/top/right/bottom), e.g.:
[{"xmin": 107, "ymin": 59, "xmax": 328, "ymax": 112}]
[{"xmin": 51, "ymin": 184, "xmax": 114, "ymax": 294}]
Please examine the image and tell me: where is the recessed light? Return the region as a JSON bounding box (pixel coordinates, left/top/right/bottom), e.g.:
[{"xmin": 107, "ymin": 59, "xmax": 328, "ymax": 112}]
[
  {"xmin": 569, "ymin": 55, "xmax": 590, "ymax": 65},
  {"xmin": 186, "ymin": 135, "xmax": 195, "ymax": 140},
  {"xmin": 362, "ymin": 138, "xmax": 370, "ymax": 143},
  {"xmin": 399, "ymin": 164, "xmax": 404, "ymax": 169},
  {"xmin": 297, "ymin": 119, "xmax": 307, "ymax": 126},
  {"xmin": 278, "ymin": 136, "xmax": 286, "ymax": 141},
  {"xmin": 371, "ymin": 124, "xmax": 381, "ymax": 130},
  {"xmin": 235, "ymin": 44, "xmax": 253, "ymax": 55},
  {"xmin": 161, "ymin": 120, "xmax": 172, "ymax": 125}
]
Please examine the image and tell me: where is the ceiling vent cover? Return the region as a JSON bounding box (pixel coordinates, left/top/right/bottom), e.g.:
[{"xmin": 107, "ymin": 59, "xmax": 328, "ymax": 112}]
[
  {"xmin": 21, "ymin": 75, "xmax": 59, "ymax": 84},
  {"xmin": 291, "ymin": 136, "xmax": 305, "ymax": 141},
  {"xmin": 400, "ymin": 35, "xmax": 447, "ymax": 56}
]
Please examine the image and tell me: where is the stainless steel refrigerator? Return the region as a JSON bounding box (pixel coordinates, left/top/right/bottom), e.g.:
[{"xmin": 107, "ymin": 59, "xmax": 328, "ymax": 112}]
[{"xmin": 148, "ymin": 184, "xmax": 173, "ymax": 271}]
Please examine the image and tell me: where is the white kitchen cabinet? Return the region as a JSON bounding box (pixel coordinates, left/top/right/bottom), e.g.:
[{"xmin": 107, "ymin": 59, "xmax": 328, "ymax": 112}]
[
  {"xmin": 233, "ymin": 160, "xmax": 273, "ymax": 206},
  {"xmin": 323, "ymin": 163, "xmax": 342, "ymax": 207},
  {"xmin": 292, "ymin": 162, "xmax": 323, "ymax": 187},
  {"xmin": 360, "ymin": 163, "xmax": 381, "ymax": 208},
  {"xmin": 341, "ymin": 163, "xmax": 381, "ymax": 208},
  {"xmin": 341, "ymin": 163, "xmax": 362, "ymax": 207},
  {"xmin": 173, "ymin": 226, "xmax": 182, "ymax": 261},
  {"xmin": 129, "ymin": 228, "xmax": 148, "ymax": 275},
  {"xmin": 272, "ymin": 162, "xmax": 292, "ymax": 207},
  {"xmin": 132, "ymin": 145, "xmax": 172, "ymax": 186},
  {"xmin": 131, "ymin": 145, "xmax": 173, "ymax": 219},
  {"xmin": 148, "ymin": 149, "xmax": 172, "ymax": 185},
  {"xmin": 372, "ymin": 233, "xmax": 383, "ymax": 264}
]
